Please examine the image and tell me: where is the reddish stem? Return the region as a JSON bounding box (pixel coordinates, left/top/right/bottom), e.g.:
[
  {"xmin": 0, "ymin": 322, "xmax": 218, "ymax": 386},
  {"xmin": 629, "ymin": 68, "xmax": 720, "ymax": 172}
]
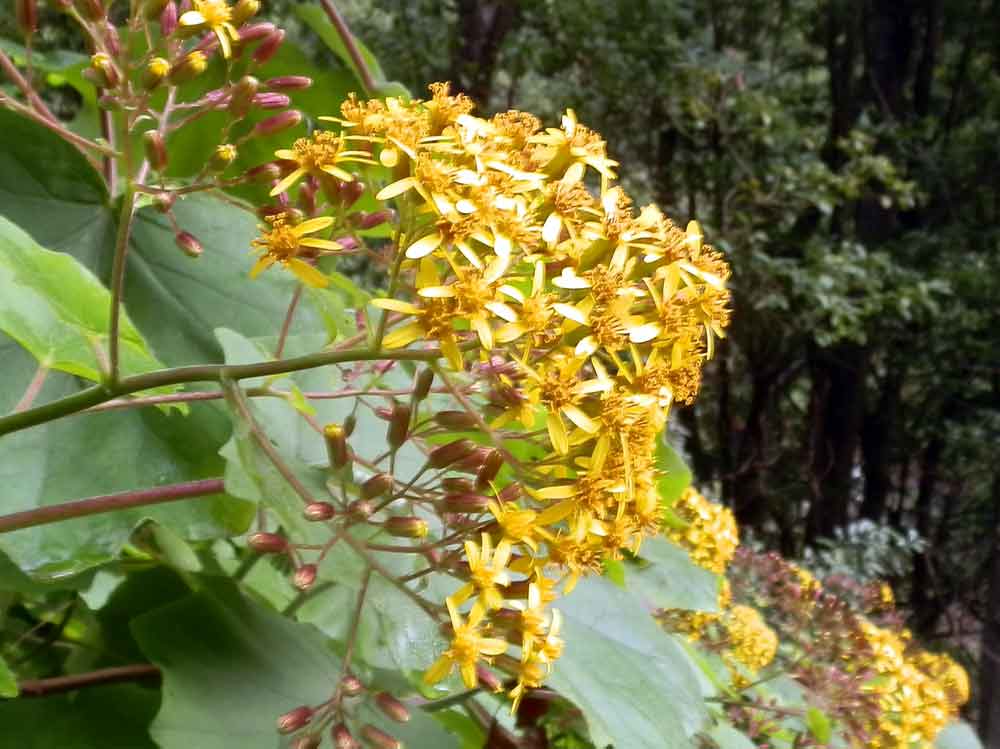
[
  {"xmin": 17, "ymin": 664, "xmax": 161, "ymax": 697},
  {"xmin": 13, "ymin": 366, "xmax": 48, "ymax": 412}
]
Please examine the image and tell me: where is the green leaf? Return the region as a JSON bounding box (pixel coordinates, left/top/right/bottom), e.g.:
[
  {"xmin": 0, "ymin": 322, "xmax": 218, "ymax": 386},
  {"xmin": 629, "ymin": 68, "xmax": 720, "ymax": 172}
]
[
  {"xmin": 935, "ymin": 722, "xmax": 985, "ymax": 749},
  {"xmin": 0, "ymin": 684, "xmax": 158, "ymax": 747},
  {"xmin": 295, "ymin": 4, "xmax": 387, "ymax": 87},
  {"xmin": 548, "ymin": 575, "xmax": 707, "ymax": 749},
  {"xmin": 656, "ymin": 436, "xmax": 693, "ymax": 505},
  {"xmin": 0, "ymin": 654, "xmax": 18, "ymax": 698},
  {"xmin": 628, "ymin": 535, "xmax": 721, "ymax": 612},
  {"xmin": 707, "ymin": 723, "xmax": 756, "ymax": 749},
  {"xmin": 0, "ymin": 215, "xmax": 176, "ymax": 392},
  {"xmin": 805, "ymin": 707, "xmax": 832, "ymax": 743}
]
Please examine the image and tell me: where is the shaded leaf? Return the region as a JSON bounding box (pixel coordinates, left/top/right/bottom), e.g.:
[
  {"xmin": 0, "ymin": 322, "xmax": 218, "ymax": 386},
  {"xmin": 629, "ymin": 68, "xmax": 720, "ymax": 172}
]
[{"xmin": 628, "ymin": 535, "xmax": 721, "ymax": 613}]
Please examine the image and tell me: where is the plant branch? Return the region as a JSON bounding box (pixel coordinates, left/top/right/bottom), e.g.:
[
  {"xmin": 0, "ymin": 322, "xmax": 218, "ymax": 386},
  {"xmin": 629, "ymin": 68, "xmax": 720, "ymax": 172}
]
[
  {"xmin": 0, "ymin": 47, "xmax": 56, "ymax": 122},
  {"xmin": 107, "ymin": 186, "xmax": 138, "ymax": 384},
  {"xmin": 0, "ymin": 478, "xmax": 225, "ymax": 534},
  {"xmin": 275, "ymin": 285, "xmax": 303, "ymax": 358},
  {"xmin": 316, "ymin": 0, "xmax": 377, "ymax": 95},
  {"xmin": 17, "ymin": 664, "xmax": 161, "ymax": 697},
  {"xmin": 0, "ymin": 345, "xmax": 445, "ymax": 436},
  {"xmin": 13, "ymin": 366, "xmax": 48, "ymax": 412},
  {"xmin": 99, "ymin": 107, "xmax": 117, "ymax": 191},
  {"xmin": 0, "ymin": 92, "xmax": 116, "ymax": 162}
]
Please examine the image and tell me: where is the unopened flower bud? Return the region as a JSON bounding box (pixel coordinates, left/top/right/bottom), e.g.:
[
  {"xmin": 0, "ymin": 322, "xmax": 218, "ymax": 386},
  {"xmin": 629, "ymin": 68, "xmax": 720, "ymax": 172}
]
[
  {"xmin": 502, "ymin": 580, "xmax": 532, "ymax": 599},
  {"xmin": 374, "ymin": 406, "xmax": 392, "ymax": 421},
  {"xmin": 384, "ymin": 516, "xmax": 428, "ymax": 539},
  {"xmin": 159, "ymin": 1, "xmax": 177, "ymax": 35},
  {"xmin": 193, "ymin": 31, "xmax": 219, "ymax": 54},
  {"xmin": 361, "ymin": 473, "xmax": 393, "ymax": 500},
  {"xmin": 265, "ymin": 75, "xmax": 312, "ymax": 91},
  {"xmin": 248, "ymin": 532, "xmax": 287, "ymax": 554},
  {"xmin": 497, "ymin": 483, "xmax": 521, "ymax": 503},
  {"xmin": 252, "ymin": 28, "xmax": 284, "ymax": 64},
  {"xmin": 429, "ymin": 439, "xmax": 478, "ymax": 469},
  {"xmin": 343, "ymin": 413, "xmax": 357, "ymax": 437},
  {"xmin": 442, "ymin": 492, "xmax": 490, "ymax": 514},
  {"xmin": 348, "ymin": 499, "xmax": 373, "ymax": 519},
  {"xmin": 174, "ymin": 230, "xmax": 202, "ymax": 257},
  {"xmin": 228, "ymin": 75, "xmax": 258, "ymax": 118},
  {"xmin": 476, "ymin": 449, "xmax": 503, "ymax": 488},
  {"xmin": 360, "ymin": 725, "xmax": 401, "ymax": 749},
  {"xmin": 87, "ymin": 53, "xmax": 119, "ymax": 88},
  {"xmin": 143, "ymin": 130, "xmax": 168, "ymax": 172},
  {"xmin": 340, "ymin": 674, "xmax": 363, "ymax": 697},
  {"xmin": 434, "ymin": 411, "xmax": 478, "ymax": 430},
  {"xmin": 324, "ymin": 424, "xmax": 348, "ymax": 468},
  {"xmin": 332, "ymin": 723, "xmax": 357, "ymax": 749},
  {"xmin": 16, "ymin": 0, "xmax": 38, "ymax": 35},
  {"xmin": 277, "ymin": 706, "xmax": 314, "ymax": 734},
  {"xmin": 476, "ymin": 664, "xmax": 504, "ymax": 692},
  {"xmin": 374, "ymin": 692, "xmax": 410, "ymax": 723},
  {"xmin": 231, "ymin": 0, "xmax": 258, "ymax": 25},
  {"xmin": 153, "ymin": 192, "xmax": 175, "ymax": 213},
  {"xmin": 143, "ymin": 0, "xmax": 169, "ymax": 20},
  {"xmin": 245, "ymin": 162, "xmax": 281, "ymax": 184},
  {"xmin": 238, "ymin": 20, "xmax": 273, "ymax": 42},
  {"xmin": 338, "ymin": 179, "xmax": 364, "ymax": 208},
  {"xmin": 293, "ymin": 564, "xmax": 317, "ymax": 591},
  {"xmin": 253, "ymin": 92, "xmax": 290, "ymax": 109},
  {"xmin": 142, "ymin": 57, "xmax": 170, "ymax": 90},
  {"xmin": 253, "ymin": 109, "xmax": 301, "ymax": 137},
  {"xmin": 386, "ymin": 403, "xmax": 411, "ymax": 449},
  {"xmin": 77, "ymin": 0, "xmax": 104, "ymax": 21},
  {"xmin": 354, "ymin": 209, "xmax": 393, "ymax": 230},
  {"xmin": 303, "ymin": 501, "xmax": 336, "ymax": 521},
  {"xmin": 103, "ymin": 21, "xmax": 121, "ymax": 56},
  {"xmin": 97, "ymin": 93, "xmax": 121, "ymax": 111},
  {"xmin": 291, "ymin": 737, "xmax": 321, "ymax": 749},
  {"xmin": 413, "ymin": 369, "xmax": 434, "ymax": 401},
  {"xmin": 455, "ymin": 446, "xmax": 491, "ymax": 473},
  {"xmin": 441, "ymin": 477, "xmax": 475, "ymax": 494},
  {"xmin": 169, "ymin": 51, "xmax": 207, "ymax": 85},
  {"xmin": 208, "ymin": 143, "xmax": 237, "ymax": 173}
]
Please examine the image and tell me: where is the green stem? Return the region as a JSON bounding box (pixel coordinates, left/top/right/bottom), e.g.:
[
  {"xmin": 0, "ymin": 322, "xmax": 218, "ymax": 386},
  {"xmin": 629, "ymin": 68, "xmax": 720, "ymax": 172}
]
[
  {"xmin": 0, "ymin": 345, "xmax": 445, "ymax": 436},
  {"xmin": 107, "ymin": 186, "xmax": 138, "ymax": 384},
  {"xmin": 316, "ymin": 0, "xmax": 378, "ymax": 95}
]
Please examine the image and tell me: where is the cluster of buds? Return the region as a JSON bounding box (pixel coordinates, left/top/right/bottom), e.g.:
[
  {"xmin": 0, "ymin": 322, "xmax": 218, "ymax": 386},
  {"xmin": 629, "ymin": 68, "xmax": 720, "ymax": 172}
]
[{"xmin": 245, "ymin": 82, "xmax": 731, "ymax": 715}]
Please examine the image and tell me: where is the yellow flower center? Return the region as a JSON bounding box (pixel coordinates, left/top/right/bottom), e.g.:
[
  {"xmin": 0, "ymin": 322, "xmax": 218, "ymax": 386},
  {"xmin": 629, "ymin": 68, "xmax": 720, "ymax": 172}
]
[{"xmin": 194, "ymin": 0, "xmax": 231, "ymax": 27}]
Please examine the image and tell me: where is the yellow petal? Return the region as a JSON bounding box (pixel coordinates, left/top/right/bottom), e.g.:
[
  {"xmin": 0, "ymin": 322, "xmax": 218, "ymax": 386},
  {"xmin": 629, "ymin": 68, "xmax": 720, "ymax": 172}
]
[
  {"xmin": 269, "ymin": 168, "xmax": 306, "ymax": 196},
  {"xmin": 383, "ymin": 322, "xmax": 426, "ymax": 348},
  {"xmin": 372, "ymin": 298, "xmax": 423, "ymax": 314},
  {"xmin": 249, "ymin": 255, "xmax": 275, "ymax": 279},
  {"xmin": 376, "ymin": 177, "xmax": 418, "ymax": 201},
  {"xmin": 287, "ymin": 259, "xmax": 329, "ymax": 287},
  {"xmin": 293, "ymin": 216, "xmax": 334, "ymax": 235},
  {"xmin": 553, "ymin": 303, "xmax": 588, "ymax": 325},
  {"xmin": 405, "ymin": 232, "xmax": 443, "ymax": 259},
  {"xmin": 546, "ymin": 412, "xmax": 568, "ymax": 454},
  {"xmin": 320, "ymin": 164, "xmax": 354, "ymax": 182},
  {"xmin": 562, "ymin": 404, "xmax": 598, "ymax": 433},
  {"xmin": 542, "ymin": 212, "xmax": 562, "ymax": 244},
  {"xmin": 536, "ymin": 499, "xmax": 576, "ymax": 526},
  {"xmin": 216, "ymin": 28, "xmax": 232, "ymax": 59},
  {"xmin": 418, "ymin": 285, "xmax": 456, "ymax": 298},
  {"xmin": 298, "ymin": 238, "xmax": 342, "ymax": 251},
  {"xmin": 424, "ymin": 655, "xmax": 454, "ymax": 685},
  {"xmin": 178, "ymin": 10, "xmax": 206, "ymax": 25},
  {"xmin": 479, "ymin": 637, "xmax": 509, "ymax": 656}
]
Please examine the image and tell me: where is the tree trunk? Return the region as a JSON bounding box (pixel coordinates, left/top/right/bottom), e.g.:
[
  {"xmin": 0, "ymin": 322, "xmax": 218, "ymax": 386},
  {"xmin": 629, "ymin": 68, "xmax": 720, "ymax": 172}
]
[
  {"xmin": 860, "ymin": 366, "xmax": 903, "ymax": 521},
  {"xmin": 909, "ymin": 436, "xmax": 943, "ymax": 636},
  {"xmin": 448, "ymin": 0, "xmax": 520, "ymax": 106}
]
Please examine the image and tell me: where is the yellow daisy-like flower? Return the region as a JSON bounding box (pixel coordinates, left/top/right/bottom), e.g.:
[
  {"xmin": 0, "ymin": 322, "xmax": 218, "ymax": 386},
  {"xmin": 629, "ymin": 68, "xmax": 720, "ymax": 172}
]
[
  {"xmin": 449, "ymin": 533, "xmax": 513, "ymax": 617},
  {"xmin": 270, "ymin": 131, "xmax": 377, "ymax": 196},
  {"xmin": 665, "ymin": 487, "xmax": 739, "ymax": 575},
  {"xmin": 424, "ymin": 600, "xmax": 508, "ymax": 689},
  {"xmin": 178, "ymin": 0, "xmax": 239, "ymax": 58},
  {"xmin": 249, "ymin": 214, "xmax": 340, "ymax": 287}
]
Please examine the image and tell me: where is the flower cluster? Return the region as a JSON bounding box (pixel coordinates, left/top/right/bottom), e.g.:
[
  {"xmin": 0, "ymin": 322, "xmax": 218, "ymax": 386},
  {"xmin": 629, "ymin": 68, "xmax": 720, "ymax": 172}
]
[
  {"xmin": 258, "ymin": 83, "xmax": 731, "ymax": 710},
  {"xmin": 665, "ymin": 487, "xmax": 739, "ymax": 574},
  {"xmin": 722, "ymin": 604, "xmax": 778, "ymax": 682}
]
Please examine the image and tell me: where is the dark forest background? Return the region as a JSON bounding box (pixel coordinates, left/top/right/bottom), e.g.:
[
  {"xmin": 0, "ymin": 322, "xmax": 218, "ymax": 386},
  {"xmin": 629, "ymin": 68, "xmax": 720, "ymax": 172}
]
[{"xmin": 333, "ymin": 0, "xmax": 1000, "ymax": 739}]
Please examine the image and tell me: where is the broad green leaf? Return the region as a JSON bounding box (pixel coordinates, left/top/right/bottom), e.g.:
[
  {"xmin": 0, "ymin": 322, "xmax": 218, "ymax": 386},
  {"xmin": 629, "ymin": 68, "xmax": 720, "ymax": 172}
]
[
  {"xmin": 935, "ymin": 722, "xmax": 985, "ymax": 749},
  {"xmin": 0, "ymin": 216, "xmax": 176, "ymax": 392},
  {"xmin": 656, "ymin": 436, "xmax": 693, "ymax": 505},
  {"xmin": 805, "ymin": 707, "xmax": 832, "ymax": 743},
  {"xmin": 0, "ymin": 654, "xmax": 17, "ymax": 697},
  {"xmin": 548, "ymin": 575, "xmax": 707, "ymax": 749},
  {"xmin": 707, "ymin": 723, "xmax": 756, "ymax": 749},
  {"xmin": 628, "ymin": 535, "xmax": 721, "ymax": 613},
  {"xmin": 0, "ymin": 684, "xmax": 158, "ymax": 747}
]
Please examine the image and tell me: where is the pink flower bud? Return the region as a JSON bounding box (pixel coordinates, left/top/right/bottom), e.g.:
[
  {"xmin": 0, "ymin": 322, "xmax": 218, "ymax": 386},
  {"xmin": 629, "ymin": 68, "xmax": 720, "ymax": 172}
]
[
  {"xmin": 265, "ymin": 75, "xmax": 312, "ymax": 91},
  {"xmin": 293, "ymin": 564, "xmax": 317, "ymax": 591},
  {"xmin": 253, "ymin": 109, "xmax": 301, "ymax": 137},
  {"xmin": 332, "ymin": 724, "xmax": 357, "ymax": 749},
  {"xmin": 338, "ymin": 179, "xmax": 364, "ymax": 208},
  {"xmin": 159, "ymin": 1, "xmax": 177, "ymax": 36},
  {"xmin": 174, "ymin": 231, "xmax": 202, "ymax": 258},
  {"xmin": 354, "ymin": 209, "xmax": 394, "ymax": 230},
  {"xmin": 340, "ymin": 674, "xmax": 363, "ymax": 696},
  {"xmin": 193, "ymin": 32, "xmax": 219, "ymax": 54},
  {"xmin": 303, "ymin": 501, "xmax": 336, "ymax": 521},
  {"xmin": 238, "ymin": 21, "xmax": 274, "ymax": 42},
  {"xmin": 252, "ymin": 92, "xmax": 291, "ymax": 109},
  {"xmin": 476, "ymin": 664, "xmax": 504, "ymax": 692},
  {"xmin": 245, "ymin": 162, "xmax": 281, "ymax": 184},
  {"xmin": 248, "ymin": 532, "xmax": 288, "ymax": 554},
  {"xmin": 103, "ymin": 21, "xmax": 121, "ymax": 56},
  {"xmin": 429, "ymin": 439, "xmax": 478, "ymax": 469},
  {"xmin": 360, "ymin": 725, "xmax": 401, "ymax": 749},
  {"xmin": 228, "ymin": 75, "xmax": 259, "ymax": 118},
  {"xmin": 442, "ymin": 492, "xmax": 491, "ymax": 514},
  {"xmin": 252, "ymin": 28, "xmax": 284, "ymax": 64},
  {"xmin": 277, "ymin": 706, "xmax": 314, "ymax": 734}
]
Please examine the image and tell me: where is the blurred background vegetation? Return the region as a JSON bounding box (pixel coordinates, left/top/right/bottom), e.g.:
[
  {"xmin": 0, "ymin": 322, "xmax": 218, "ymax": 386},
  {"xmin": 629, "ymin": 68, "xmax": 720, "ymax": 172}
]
[{"xmin": 3, "ymin": 0, "xmax": 998, "ymax": 740}]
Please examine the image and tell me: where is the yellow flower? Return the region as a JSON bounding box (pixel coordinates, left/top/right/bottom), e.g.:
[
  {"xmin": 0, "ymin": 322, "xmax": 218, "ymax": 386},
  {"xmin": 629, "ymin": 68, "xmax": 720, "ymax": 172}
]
[
  {"xmin": 424, "ymin": 600, "xmax": 508, "ymax": 689},
  {"xmin": 724, "ymin": 605, "xmax": 778, "ymax": 674},
  {"xmin": 178, "ymin": 0, "xmax": 239, "ymax": 58},
  {"xmin": 664, "ymin": 487, "xmax": 739, "ymax": 574},
  {"xmin": 449, "ymin": 533, "xmax": 513, "ymax": 617},
  {"xmin": 530, "ymin": 109, "xmax": 618, "ymax": 183},
  {"xmin": 249, "ymin": 214, "xmax": 341, "ymax": 287},
  {"xmin": 270, "ymin": 131, "xmax": 377, "ymax": 196}
]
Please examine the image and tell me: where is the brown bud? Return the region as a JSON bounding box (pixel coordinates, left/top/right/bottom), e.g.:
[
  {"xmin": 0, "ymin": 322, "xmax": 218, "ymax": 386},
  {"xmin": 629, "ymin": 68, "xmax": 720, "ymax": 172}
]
[
  {"xmin": 277, "ymin": 705, "xmax": 314, "ymax": 734},
  {"xmin": 434, "ymin": 411, "xmax": 478, "ymax": 430},
  {"xmin": 455, "ymin": 447, "xmax": 492, "ymax": 473},
  {"xmin": 252, "ymin": 28, "xmax": 285, "ymax": 64},
  {"xmin": 361, "ymin": 473, "xmax": 394, "ymax": 500},
  {"xmin": 429, "ymin": 439, "xmax": 477, "ymax": 469},
  {"xmin": 228, "ymin": 75, "xmax": 259, "ymax": 119},
  {"xmin": 102, "ymin": 21, "xmax": 121, "ymax": 56},
  {"xmin": 208, "ymin": 143, "xmax": 237, "ymax": 173},
  {"xmin": 497, "ymin": 483, "xmax": 521, "ymax": 503},
  {"xmin": 142, "ymin": 0, "xmax": 169, "ymax": 20},
  {"xmin": 248, "ymin": 532, "xmax": 287, "ymax": 554},
  {"xmin": 442, "ymin": 492, "xmax": 490, "ymax": 514},
  {"xmin": 338, "ymin": 179, "xmax": 365, "ymax": 208},
  {"xmin": 253, "ymin": 109, "xmax": 301, "ymax": 137},
  {"xmin": 142, "ymin": 57, "xmax": 170, "ymax": 90},
  {"xmin": 231, "ymin": 0, "xmax": 259, "ymax": 25},
  {"xmin": 77, "ymin": 0, "xmax": 104, "ymax": 21},
  {"xmin": 159, "ymin": 1, "xmax": 177, "ymax": 35},
  {"xmin": 143, "ymin": 130, "xmax": 168, "ymax": 172},
  {"xmin": 374, "ymin": 692, "xmax": 411, "ymax": 723},
  {"xmin": 332, "ymin": 723, "xmax": 358, "ymax": 749},
  {"xmin": 343, "ymin": 413, "xmax": 357, "ymax": 437},
  {"xmin": 384, "ymin": 516, "xmax": 429, "ymax": 539},
  {"xmin": 16, "ymin": 0, "xmax": 38, "ymax": 35},
  {"xmin": 348, "ymin": 499, "xmax": 373, "ymax": 519},
  {"xmin": 413, "ymin": 369, "xmax": 434, "ymax": 401},
  {"xmin": 88, "ymin": 53, "xmax": 119, "ymax": 88},
  {"xmin": 293, "ymin": 564, "xmax": 317, "ymax": 591},
  {"xmin": 265, "ymin": 75, "xmax": 312, "ymax": 91},
  {"xmin": 169, "ymin": 51, "xmax": 207, "ymax": 85},
  {"xmin": 502, "ymin": 580, "xmax": 531, "ymax": 599},
  {"xmin": 386, "ymin": 403, "xmax": 411, "ymax": 449},
  {"xmin": 245, "ymin": 162, "xmax": 281, "ymax": 184},
  {"xmin": 174, "ymin": 231, "xmax": 203, "ymax": 258},
  {"xmin": 360, "ymin": 725, "xmax": 401, "ymax": 749},
  {"xmin": 324, "ymin": 424, "xmax": 348, "ymax": 468},
  {"xmin": 476, "ymin": 450, "xmax": 503, "ymax": 488},
  {"xmin": 303, "ymin": 501, "xmax": 336, "ymax": 521},
  {"xmin": 441, "ymin": 477, "xmax": 475, "ymax": 494},
  {"xmin": 340, "ymin": 674, "xmax": 364, "ymax": 697}
]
